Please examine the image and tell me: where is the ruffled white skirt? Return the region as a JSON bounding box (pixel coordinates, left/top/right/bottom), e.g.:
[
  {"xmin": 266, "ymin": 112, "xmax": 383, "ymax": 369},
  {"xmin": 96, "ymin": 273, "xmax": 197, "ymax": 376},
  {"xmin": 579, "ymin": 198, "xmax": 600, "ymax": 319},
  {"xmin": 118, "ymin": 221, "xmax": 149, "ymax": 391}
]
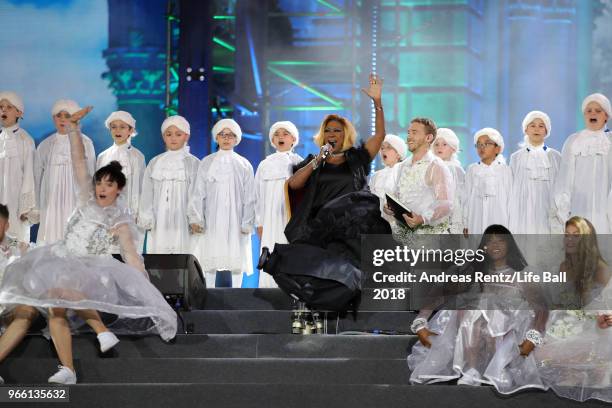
[
  {"xmin": 408, "ymin": 290, "xmax": 546, "ymax": 394},
  {"xmin": 535, "ymin": 310, "xmax": 612, "ymax": 402},
  {"xmin": 0, "ymin": 244, "xmax": 177, "ymax": 341}
]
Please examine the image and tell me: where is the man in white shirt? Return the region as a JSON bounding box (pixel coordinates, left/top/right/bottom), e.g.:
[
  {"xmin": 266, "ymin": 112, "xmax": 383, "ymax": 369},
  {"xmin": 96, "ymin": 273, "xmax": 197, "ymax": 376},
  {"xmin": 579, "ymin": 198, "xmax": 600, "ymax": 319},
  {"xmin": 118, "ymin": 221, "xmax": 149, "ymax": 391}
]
[{"xmin": 384, "ymin": 117, "xmax": 454, "ymax": 241}]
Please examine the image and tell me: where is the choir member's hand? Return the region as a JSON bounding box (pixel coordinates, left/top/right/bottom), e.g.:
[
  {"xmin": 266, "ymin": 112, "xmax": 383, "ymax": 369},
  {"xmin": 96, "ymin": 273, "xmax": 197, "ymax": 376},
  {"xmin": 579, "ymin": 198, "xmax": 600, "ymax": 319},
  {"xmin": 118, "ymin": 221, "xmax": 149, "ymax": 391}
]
[
  {"xmin": 69, "ymin": 106, "xmax": 93, "ymax": 124},
  {"xmin": 596, "ymin": 313, "xmax": 612, "ymax": 329},
  {"xmin": 463, "ymin": 228, "xmax": 469, "ymax": 238},
  {"xmin": 190, "ymin": 223, "xmax": 203, "ymax": 234},
  {"xmin": 257, "ymin": 226, "xmax": 263, "ymax": 240},
  {"xmin": 519, "ymin": 340, "xmax": 535, "ymax": 356},
  {"xmin": 403, "ymin": 213, "xmax": 424, "ymax": 229},
  {"xmin": 416, "ymin": 327, "xmax": 437, "ymax": 348},
  {"xmin": 361, "ymin": 73, "xmax": 383, "ymax": 103},
  {"xmin": 382, "ymin": 203, "xmax": 395, "ymax": 217}
]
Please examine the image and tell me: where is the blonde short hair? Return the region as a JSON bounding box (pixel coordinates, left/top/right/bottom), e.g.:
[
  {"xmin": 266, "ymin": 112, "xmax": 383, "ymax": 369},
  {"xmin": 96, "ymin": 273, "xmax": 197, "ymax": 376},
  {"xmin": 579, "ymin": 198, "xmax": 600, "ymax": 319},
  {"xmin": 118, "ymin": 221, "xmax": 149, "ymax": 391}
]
[{"xmin": 313, "ymin": 114, "xmax": 357, "ymax": 152}]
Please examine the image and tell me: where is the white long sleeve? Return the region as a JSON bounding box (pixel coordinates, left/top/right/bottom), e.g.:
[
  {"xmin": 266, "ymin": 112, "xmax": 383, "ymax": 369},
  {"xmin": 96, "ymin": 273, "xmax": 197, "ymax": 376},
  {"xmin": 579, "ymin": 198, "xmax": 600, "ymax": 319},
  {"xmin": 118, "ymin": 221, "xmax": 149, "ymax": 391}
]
[
  {"xmin": 553, "ymin": 130, "xmax": 611, "ymax": 233},
  {"xmin": 508, "ymin": 145, "xmax": 561, "ymax": 234},
  {"xmin": 463, "ymin": 158, "xmax": 513, "ymax": 234}
]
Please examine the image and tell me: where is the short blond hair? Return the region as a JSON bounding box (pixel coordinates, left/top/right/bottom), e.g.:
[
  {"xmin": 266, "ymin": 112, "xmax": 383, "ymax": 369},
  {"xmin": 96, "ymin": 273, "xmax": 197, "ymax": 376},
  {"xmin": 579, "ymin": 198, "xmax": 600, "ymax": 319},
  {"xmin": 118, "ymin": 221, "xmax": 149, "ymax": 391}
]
[{"xmin": 313, "ymin": 114, "xmax": 357, "ymax": 152}]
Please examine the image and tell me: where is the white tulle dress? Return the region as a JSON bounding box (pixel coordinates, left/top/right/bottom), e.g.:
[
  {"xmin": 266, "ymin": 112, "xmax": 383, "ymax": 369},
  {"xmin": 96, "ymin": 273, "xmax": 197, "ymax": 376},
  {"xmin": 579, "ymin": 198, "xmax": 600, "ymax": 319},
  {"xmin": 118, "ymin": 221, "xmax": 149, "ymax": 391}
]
[
  {"xmin": 535, "ymin": 283, "xmax": 612, "ymax": 402},
  {"xmin": 0, "ymin": 129, "xmax": 177, "ymax": 341},
  {"xmin": 408, "ymin": 266, "xmax": 546, "ymax": 394}
]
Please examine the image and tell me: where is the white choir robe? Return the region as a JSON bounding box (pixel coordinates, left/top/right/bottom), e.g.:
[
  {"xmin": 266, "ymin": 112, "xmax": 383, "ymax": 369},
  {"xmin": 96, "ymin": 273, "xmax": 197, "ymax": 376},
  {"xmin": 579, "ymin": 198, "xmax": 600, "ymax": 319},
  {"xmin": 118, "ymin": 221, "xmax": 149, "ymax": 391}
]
[
  {"xmin": 0, "ymin": 125, "xmax": 36, "ymax": 242},
  {"xmin": 138, "ymin": 148, "xmax": 199, "ymax": 257},
  {"xmin": 554, "ymin": 129, "xmax": 612, "ymax": 233},
  {"xmin": 34, "ymin": 132, "xmax": 95, "ymax": 245},
  {"xmin": 508, "ymin": 144, "xmax": 561, "ymax": 234},
  {"xmin": 188, "ymin": 149, "xmax": 255, "ymax": 288},
  {"xmin": 444, "ymin": 160, "xmax": 465, "ymax": 234},
  {"xmin": 254, "ymin": 151, "xmax": 302, "ymax": 288},
  {"xmin": 97, "ymin": 142, "xmax": 145, "ymax": 217},
  {"xmin": 463, "ymin": 157, "xmax": 513, "ymax": 234},
  {"xmin": 369, "ymin": 163, "xmax": 401, "ymax": 213}
]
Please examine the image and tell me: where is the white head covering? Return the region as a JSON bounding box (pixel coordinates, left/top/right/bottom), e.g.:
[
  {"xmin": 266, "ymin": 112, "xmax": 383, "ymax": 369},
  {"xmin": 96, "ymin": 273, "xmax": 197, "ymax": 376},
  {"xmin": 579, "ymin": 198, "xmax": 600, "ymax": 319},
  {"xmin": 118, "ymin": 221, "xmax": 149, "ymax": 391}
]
[
  {"xmin": 51, "ymin": 99, "xmax": 81, "ymax": 116},
  {"xmin": 161, "ymin": 115, "xmax": 190, "ymax": 135},
  {"xmin": 383, "ymin": 134, "xmax": 407, "ymax": 160},
  {"xmin": 521, "ymin": 110, "xmax": 551, "ymax": 140},
  {"xmin": 474, "ymin": 127, "xmax": 504, "ymax": 153},
  {"xmin": 581, "ymin": 93, "xmax": 611, "ymax": 118},
  {"xmin": 269, "ymin": 121, "xmax": 299, "ymax": 149},
  {"xmin": 212, "ymin": 118, "xmax": 242, "ymax": 145},
  {"xmin": 105, "ymin": 110, "xmax": 138, "ymax": 137},
  {"xmin": 433, "ymin": 128, "xmax": 460, "ymax": 163},
  {"xmin": 434, "ymin": 128, "xmax": 460, "ymax": 151},
  {"xmin": 0, "ymin": 91, "xmax": 24, "ymax": 113}
]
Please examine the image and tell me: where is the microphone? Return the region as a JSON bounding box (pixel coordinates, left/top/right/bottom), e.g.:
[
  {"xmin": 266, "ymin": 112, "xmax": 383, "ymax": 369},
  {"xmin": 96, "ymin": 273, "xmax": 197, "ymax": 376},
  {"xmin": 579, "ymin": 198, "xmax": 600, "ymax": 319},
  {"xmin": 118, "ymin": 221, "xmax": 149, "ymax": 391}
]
[{"xmin": 321, "ymin": 143, "xmax": 333, "ymax": 159}]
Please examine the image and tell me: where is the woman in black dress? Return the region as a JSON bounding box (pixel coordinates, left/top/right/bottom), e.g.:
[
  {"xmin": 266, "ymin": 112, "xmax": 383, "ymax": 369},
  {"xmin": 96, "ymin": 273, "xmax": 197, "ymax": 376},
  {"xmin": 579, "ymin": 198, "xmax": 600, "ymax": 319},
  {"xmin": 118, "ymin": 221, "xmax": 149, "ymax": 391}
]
[{"xmin": 258, "ymin": 74, "xmax": 392, "ymax": 310}]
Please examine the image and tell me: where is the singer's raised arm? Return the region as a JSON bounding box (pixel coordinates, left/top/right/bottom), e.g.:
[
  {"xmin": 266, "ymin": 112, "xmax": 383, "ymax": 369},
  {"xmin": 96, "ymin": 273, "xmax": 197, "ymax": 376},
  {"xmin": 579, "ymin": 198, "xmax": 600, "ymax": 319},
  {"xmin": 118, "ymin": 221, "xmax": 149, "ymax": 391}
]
[{"xmin": 362, "ymin": 73, "xmax": 386, "ymax": 160}]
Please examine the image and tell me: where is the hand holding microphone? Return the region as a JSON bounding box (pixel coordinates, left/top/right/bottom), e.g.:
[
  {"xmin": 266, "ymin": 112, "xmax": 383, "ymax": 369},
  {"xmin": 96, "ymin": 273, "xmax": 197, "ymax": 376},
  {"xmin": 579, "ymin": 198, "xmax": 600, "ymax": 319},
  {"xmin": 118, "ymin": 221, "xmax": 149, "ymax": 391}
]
[{"xmin": 312, "ymin": 141, "xmax": 337, "ymax": 171}]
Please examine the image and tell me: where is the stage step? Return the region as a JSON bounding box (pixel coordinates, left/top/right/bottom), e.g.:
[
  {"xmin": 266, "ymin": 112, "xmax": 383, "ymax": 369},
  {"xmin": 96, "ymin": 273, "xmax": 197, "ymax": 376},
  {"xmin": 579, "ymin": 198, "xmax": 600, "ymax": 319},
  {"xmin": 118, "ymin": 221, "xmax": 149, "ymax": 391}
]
[
  {"xmin": 0, "ymin": 383, "xmax": 596, "ymax": 408},
  {"xmin": 178, "ymin": 310, "xmax": 417, "ymax": 334},
  {"xmin": 10, "ymin": 334, "xmax": 415, "ymax": 360},
  {"xmin": 1, "ymin": 357, "xmax": 411, "ymax": 385},
  {"xmin": 202, "ymin": 288, "xmax": 412, "ymax": 311}
]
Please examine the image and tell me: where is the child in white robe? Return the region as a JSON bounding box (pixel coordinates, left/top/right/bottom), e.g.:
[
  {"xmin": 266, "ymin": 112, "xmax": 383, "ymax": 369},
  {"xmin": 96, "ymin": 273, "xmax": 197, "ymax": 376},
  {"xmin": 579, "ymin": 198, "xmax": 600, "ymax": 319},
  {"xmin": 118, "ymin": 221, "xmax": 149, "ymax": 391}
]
[
  {"xmin": 369, "ymin": 134, "xmax": 406, "ymax": 212},
  {"xmin": 34, "ymin": 99, "xmax": 96, "ymax": 245},
  {"xmin": 509, "ymin": 111, "xmax": 561, "ymax": 234},
  {"xmin": 97, "ymin": 111, "xmax": 145, "ymax": 218},
  {"xmin": 432, "ymin": 128, "xmax": 465, "ymax": 234},
  {"xmin": 0, "ymin": 91, "xmax": 36, "ymax": 242},
  {"xmin": 463, "ymin": 128, "xmax": 512, "ymax": 234},
  {"xmin": 554, "ymin": 93, "xmax": 612, "ymax": 233},
  {"xmin": 254, "ymin": 121, "xmax": 302, "ymax": 288},
  {"xmin": 139, "ymin": 116, "xmax": 199, "ymax": 255},
  {"xmin": 188, "ymin": 119, "xmax": 255, "ymax": 288}
]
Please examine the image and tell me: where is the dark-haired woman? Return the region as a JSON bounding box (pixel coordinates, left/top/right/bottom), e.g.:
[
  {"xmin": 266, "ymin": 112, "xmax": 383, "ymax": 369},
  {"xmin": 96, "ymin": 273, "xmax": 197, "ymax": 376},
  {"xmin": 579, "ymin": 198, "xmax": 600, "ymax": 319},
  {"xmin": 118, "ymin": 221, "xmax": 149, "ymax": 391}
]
[
  {"xmin": 407, "ymin": 225, "xmax": 547, "ymax": 393},
  {"xmin": 0, "ymin": 107, "xmax": 176, "ymax": 384}
]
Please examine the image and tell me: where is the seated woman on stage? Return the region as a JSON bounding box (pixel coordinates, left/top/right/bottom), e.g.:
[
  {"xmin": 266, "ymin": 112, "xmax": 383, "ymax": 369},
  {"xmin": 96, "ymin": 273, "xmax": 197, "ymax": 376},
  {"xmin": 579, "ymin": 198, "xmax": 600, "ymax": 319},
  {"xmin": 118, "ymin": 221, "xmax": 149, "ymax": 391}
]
[
  {"xmin": 534, "ymin": 216, "xmax": 612, "ymax": 403},
  {"xmin": 257, "ymin": 74, "xmax": 391, "ymax": 299},
  {"xmin": 0, "ymin": 107, "xmax": 177, "ymax": 385}
]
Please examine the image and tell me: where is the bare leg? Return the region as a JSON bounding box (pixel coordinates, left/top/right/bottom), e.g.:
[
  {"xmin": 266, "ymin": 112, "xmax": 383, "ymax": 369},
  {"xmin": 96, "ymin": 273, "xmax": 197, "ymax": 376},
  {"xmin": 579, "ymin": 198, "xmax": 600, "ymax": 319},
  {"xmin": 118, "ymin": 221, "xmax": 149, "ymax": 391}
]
[
  {"xmin": 74, "ymin": 309, "xmax": 108, "ymax": 335},
  {"xmin": 0, "ymin": 306, "xmax": 38, "ymax": 363},
  {"xmin": 48, "ymin": 308, "xmax": 73, "ymax": 371}
]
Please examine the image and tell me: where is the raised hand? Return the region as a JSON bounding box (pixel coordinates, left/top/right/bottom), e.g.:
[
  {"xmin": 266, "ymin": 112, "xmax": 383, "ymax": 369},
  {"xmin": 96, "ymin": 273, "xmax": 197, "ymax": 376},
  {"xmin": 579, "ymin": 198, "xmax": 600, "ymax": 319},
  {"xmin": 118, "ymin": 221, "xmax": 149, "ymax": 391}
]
[
  {"xmin": 69, "ymin": 106, "xmax": 94, "ymax": 124},
  {"xmin": 361, "ymin": 73, "xmax": 383, "ymax": 102}
]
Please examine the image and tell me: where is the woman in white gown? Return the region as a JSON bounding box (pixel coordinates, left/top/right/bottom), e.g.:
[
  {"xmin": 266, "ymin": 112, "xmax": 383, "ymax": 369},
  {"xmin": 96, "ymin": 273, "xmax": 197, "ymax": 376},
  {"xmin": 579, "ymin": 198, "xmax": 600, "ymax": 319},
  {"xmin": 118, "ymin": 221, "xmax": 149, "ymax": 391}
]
[
  {"xmin": 408, "ymin": 225, "xmax": 547, "ymax": 393},
  {"xmin": 534, "ymin": 216, "xmax": 612, "ymax": 402},
  {"xmin": 0, "ymin": 107, "xmax": 177, "ymax": 384}
]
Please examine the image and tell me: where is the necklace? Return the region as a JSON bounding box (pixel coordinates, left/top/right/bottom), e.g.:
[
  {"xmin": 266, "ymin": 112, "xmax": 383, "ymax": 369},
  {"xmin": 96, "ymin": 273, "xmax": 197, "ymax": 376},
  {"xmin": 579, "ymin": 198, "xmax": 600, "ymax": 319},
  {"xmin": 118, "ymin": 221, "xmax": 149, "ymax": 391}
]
[{"xmin": 330, "ymin": 152, "xmax": 345, "ymax": 158}]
